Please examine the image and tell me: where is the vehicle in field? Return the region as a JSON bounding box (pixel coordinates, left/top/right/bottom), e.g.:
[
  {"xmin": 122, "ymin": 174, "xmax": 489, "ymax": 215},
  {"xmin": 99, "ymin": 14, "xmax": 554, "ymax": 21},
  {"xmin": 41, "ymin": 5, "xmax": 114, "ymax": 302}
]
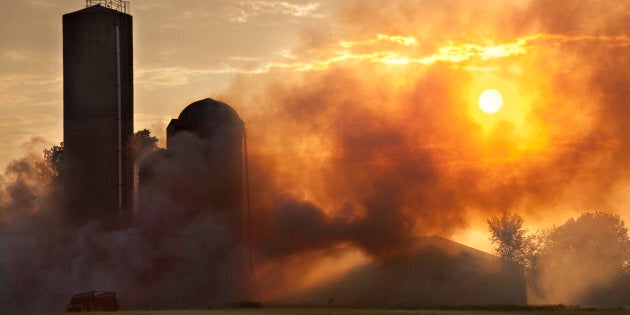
[{"xmin": 66, "ymin": 291, "xmax": 119, "ymax": 312}]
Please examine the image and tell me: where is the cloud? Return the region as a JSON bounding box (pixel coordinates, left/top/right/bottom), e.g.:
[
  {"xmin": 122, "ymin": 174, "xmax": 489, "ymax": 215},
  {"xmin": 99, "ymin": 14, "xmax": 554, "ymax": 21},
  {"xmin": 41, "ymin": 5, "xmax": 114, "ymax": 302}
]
[
  {"xmin": 176, "ymin": 9, "xmax": 211, "ymax": 20},
  {"xmin": 0, "ymin": 73, "xmax": 61, "ymax": 96},
  {"xmin": 0, "ymin": 115, "xmax": 61, "ymax": 157},
  {"xmin": 132, "ymin": 33, "xmax": 532, "ymax": 82},
  {"xmin": 3, "ymin": 51, "xmax": 26, "ymax": 61},
  {"xmin": 135, "ymin": 67, "xmax": 234, "ymax": 89},
  {"xmin": 227, "ymin": 0, "xmax": 324, "ymax": 23},
  {"xmin": 137, "ymin": 32, "xmax": 626, "ymax": 81},
  {"xmin": 338, "ymin": 34, "xmax": 418, "ymax": 48},
  {"xmin": 26, "ymin": 0, "xmax": 58, "ymax": 8},
  {"xmin": 254, "ymin": 33, "xmax": 630, "ymax": 72},
  {"xmin": 0, "ymin": 72, "xmax": 62, "ymax": 171}
]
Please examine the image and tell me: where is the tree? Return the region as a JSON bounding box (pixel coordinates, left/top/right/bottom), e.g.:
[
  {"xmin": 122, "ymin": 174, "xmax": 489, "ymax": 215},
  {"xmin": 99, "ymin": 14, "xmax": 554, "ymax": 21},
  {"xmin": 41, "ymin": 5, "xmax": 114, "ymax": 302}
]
[
  {"xmin": 40, "ymin": 129, "xmax": 158, "ymax": 185},
  {"xmin": 487, "ymin": 211, "xmax": 535, "ymax": 268},
  {"xmin": 538, "ymin": 211, "xmax": 630, "ymax": 274},
  {"xmin": 534, "ymin": 212, "xmax": 630, "ymax": 304},
  {"xmin": 132, "ymin": 129, "xmax": 159, "ymax": 161},
  {"xmin": 43, "ymin": 142, "xmax": 64, "ymax": 186}
]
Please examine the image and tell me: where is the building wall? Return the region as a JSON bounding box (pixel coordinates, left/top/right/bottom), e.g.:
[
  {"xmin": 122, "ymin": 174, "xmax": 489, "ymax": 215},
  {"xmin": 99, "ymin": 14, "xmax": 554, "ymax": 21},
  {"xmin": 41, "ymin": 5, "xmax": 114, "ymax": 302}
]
[{"xmin": 63, "ymin": 5, "xmax": 133, "ymax": 227}]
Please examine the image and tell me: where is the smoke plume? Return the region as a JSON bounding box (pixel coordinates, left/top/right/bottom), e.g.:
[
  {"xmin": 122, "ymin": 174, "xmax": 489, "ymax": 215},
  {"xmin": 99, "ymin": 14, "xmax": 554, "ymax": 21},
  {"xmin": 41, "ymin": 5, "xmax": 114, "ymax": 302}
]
[
  {"xmin": 219, "ymin": 0, "xmax": 630, "ymax": 304},
  {"xmin": 1, "ymin": 0, "xmax": 630, "ymax": 310}
]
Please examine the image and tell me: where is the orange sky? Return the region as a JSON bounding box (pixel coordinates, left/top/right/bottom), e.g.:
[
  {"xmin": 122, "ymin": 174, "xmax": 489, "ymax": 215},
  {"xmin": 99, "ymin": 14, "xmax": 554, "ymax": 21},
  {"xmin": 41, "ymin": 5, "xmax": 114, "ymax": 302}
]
[{"xmin": 2, "ymin": 0, "xmax": 630, "ymax": 252}]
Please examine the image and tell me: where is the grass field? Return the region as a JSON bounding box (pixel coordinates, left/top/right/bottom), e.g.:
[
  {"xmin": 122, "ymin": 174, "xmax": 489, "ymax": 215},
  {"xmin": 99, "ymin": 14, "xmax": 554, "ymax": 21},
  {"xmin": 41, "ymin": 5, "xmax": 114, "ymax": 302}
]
[{"xmin": 16, "ymin": 307, "xmax": 630, "ymax": 315}]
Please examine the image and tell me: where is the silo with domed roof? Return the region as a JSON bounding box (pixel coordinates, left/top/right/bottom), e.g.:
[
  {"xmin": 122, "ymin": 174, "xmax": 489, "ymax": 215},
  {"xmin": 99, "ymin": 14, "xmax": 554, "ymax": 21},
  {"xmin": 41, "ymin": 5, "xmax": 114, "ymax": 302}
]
[{"xmin": 166, "ymin": 98, "xmax": 245, "ymax": 212}]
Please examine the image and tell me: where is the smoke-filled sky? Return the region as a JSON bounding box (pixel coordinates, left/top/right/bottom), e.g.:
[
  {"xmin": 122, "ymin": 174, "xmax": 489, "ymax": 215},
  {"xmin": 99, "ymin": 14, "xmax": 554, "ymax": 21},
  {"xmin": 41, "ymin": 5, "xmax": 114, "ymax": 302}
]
[{"xmin": 2, "ymin": 0, "xmax": 630, "ymax": 252}]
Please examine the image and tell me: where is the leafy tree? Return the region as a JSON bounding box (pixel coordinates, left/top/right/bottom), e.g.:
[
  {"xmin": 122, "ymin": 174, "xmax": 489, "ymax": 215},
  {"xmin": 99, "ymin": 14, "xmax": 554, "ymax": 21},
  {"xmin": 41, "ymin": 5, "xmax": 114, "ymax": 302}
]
[
  {"xmin": 487, "ymin": 211, "xmax": 535, "ymax": 268},
  {"xmin": 40, "ymin": 129, "xmax": 158, "ymax": 185},
  {"xmin": 534, "ymin": 212, "xmax": 630, "ymax": 304},
  {"xmin": 538, "ymin": 211, "xmax": 630, "ymax": 274},
  {"xmin": 43, "ymin": 142, "xmax": 64, "ymax": 186},
  {"xmin": 488, "ymin": 211, "xmax": 630, "ymax": 304},
  {"xmin": 132, "ymin": 129, "xmax": 159, "ymax": 161}
]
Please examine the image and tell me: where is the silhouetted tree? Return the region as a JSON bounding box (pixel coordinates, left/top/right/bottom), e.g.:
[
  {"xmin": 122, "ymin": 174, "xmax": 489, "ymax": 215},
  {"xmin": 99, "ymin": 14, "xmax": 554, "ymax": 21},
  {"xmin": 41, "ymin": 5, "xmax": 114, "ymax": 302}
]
[
  {"xmin": 489, "ymin": 211, "xmax": 630, "ymax": 304},
  {"xmin": 42, "ymin": 142, "xmax": 64, "ymax": 186},
  {"xmin": 488, "ymin": 211, "xmax": 535, "ymax": 268},
  {"xmin": 132, "ymin": 129, "xmax": 159, "ymax": 162},
  {"xmin": 534, "ymin": 212, "xmax": 630, "ymax": 305},
  {"xmin": 538, "ymin": 211, "xmax": 630, "ymax": 274}
]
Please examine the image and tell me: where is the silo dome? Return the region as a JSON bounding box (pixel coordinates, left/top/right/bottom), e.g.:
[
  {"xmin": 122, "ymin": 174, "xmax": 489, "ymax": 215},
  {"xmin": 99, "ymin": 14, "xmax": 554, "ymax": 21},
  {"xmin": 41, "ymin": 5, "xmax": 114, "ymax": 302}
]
[
  {"xmin": 168, "ymin": 98, "xmax": 243, "ymax": 142},
  {"xmin": 177, "ymin": 98, "xmax": 243, "ymax": 132}
]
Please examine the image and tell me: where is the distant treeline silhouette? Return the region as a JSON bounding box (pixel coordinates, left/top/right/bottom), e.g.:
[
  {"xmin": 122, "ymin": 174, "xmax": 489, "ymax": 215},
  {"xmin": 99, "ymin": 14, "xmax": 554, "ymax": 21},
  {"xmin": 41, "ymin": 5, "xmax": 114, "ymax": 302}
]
[{"xmin": 488, "ymin": 211, "xmax": 630, "ymax": 306}]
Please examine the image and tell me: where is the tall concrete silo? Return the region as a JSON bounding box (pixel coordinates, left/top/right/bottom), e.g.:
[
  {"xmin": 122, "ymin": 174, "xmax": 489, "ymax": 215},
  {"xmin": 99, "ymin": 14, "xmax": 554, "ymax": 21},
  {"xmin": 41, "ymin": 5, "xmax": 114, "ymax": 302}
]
[{"xmin": 63, "ymin": 0, "xmax": 133, "ymax": 227}]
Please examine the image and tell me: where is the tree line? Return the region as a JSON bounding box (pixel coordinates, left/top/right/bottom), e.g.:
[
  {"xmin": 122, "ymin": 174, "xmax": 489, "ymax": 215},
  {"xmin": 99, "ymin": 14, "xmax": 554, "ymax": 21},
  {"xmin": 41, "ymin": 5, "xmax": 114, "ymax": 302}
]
[
  {"xmin": 42, "ymin": 129, "xmax": 159, "ymax": 186},
  {"xmin": 488, "ymin": 211, "xmax": 630, "ymax": 305}
]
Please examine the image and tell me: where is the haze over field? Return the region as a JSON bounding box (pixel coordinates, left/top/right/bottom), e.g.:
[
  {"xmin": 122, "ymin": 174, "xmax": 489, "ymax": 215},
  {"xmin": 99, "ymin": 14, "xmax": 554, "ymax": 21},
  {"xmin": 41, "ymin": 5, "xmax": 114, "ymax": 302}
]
[{"xmin": 1, "ymin": 0, "xmax": 630, "ymax": 311}]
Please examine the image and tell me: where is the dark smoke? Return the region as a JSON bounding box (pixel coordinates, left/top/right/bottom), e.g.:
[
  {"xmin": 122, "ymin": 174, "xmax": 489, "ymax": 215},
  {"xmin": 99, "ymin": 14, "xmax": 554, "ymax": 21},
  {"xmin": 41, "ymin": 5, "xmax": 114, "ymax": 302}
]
[
  {"xmin": 2, "ymin": 0, "xmax": 630, "ymax": 310},
  {"xmin": 0, "ymin": 135, "xmax": 248, "ymax": 311},
  {"xmin": 219, "ymin": 0, "xmax": 630, "ymax": 304},
  {"xmin": 237, "ymin": 66, "xmax": 473, "ymax": 258}
]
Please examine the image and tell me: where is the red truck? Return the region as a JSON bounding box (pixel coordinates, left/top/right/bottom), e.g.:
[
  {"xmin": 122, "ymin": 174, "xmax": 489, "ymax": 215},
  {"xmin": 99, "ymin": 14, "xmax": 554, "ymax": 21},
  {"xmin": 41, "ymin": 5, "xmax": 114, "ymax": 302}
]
[{"xmin": 66, "ymin": 291, "xmax": 119, "ymax": 312}]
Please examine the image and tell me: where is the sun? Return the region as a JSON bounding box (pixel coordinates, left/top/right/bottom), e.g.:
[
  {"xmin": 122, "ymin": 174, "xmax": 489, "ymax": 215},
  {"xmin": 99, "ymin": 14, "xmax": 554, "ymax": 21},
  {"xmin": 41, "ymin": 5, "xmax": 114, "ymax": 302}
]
[{"xmin": 478, "ymin": 89, "xmax": 503, "ymax": 114}]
